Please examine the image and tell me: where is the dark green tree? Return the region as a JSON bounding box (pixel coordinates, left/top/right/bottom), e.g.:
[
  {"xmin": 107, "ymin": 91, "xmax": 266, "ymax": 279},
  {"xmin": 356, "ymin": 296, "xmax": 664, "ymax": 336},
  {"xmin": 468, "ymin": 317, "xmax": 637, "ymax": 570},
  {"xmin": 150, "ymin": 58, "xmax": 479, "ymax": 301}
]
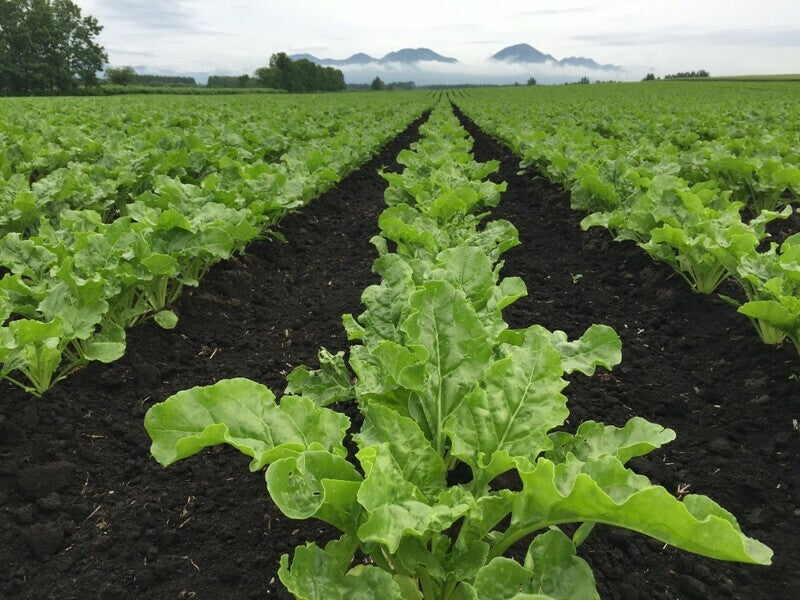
[
  {"xmin": 527, "ymin": 77, "xmax": 537, "ymax": 86},
  {"xmin": 255, "ymin": 53, "xmax": 345, "ymax": 92},
  {"xmin": 0, "ymin": 0, "xmax": 107, "ymax": 93},
  {"xmin": 371, "ymin": 76, "xmax": 385, "ymax": 91},
  {"xmin": 105, "ymin": 66, "xmax": 136, "ymax": 85}
]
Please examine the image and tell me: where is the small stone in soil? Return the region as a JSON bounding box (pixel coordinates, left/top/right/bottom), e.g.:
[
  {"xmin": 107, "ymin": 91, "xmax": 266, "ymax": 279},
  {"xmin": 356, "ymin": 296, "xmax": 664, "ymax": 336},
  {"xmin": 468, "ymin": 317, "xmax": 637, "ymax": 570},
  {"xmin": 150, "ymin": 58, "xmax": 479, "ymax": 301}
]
[
  {"xmin": 17, "ymin": 461, "xmax": 74, "ymax": 500},
  {"xmin": 27, "ymin": 523, "xmax": 65, "ymax": 558},
  {"xmin": 135, "ymin": 569, "xmax": 155, "ymax": 590},
  {"xmin": 13, "ymin": 505, "xmax": 34, "ymax": 525},
  {"xmin": 678, "ymin": 574, "xmax": 708, "ymax": 599},
  {"xmin": 37, "ymin": 492, "xmax": 61, "ymax": 511},
  {"xmin": 707, "ymin": 438, "xmax": 734, "ymax": 457}
]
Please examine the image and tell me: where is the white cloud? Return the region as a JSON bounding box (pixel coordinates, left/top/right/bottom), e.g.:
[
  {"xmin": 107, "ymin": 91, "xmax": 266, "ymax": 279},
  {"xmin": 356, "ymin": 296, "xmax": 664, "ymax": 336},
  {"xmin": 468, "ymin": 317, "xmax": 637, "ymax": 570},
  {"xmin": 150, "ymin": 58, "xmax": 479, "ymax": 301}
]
[
  {"xmin": 72, "ymin": 0, "xmax": 800, "ymax": 80},
  {"xmin": 337, "ymin": 58, "xmax": 632, "ymax": 85}
]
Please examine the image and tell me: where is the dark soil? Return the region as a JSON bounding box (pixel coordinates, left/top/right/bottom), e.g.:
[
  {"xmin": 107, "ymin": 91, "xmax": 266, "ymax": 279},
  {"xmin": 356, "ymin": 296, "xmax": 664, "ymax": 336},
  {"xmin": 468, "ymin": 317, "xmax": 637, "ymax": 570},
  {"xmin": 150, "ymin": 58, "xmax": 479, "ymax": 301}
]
[
  {"xmin": 764, "ymin": 208, "xmax": 800, "ymax": 248},
  {"xmin": 0, "ymin": 114, "xmax": 427, "ymax": 600},
  {"xmin": 453, "ymin": 103, "xmax": 800, "ymax": 600}
]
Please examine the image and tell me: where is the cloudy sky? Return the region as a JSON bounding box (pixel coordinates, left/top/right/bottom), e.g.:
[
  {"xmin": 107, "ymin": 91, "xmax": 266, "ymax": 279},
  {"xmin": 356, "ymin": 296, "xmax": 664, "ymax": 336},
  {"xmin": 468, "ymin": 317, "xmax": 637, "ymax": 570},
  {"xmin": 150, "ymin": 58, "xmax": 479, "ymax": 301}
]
[{"xmin": 73, "ymin": 0, "xmax": 800, "ymax": 83}]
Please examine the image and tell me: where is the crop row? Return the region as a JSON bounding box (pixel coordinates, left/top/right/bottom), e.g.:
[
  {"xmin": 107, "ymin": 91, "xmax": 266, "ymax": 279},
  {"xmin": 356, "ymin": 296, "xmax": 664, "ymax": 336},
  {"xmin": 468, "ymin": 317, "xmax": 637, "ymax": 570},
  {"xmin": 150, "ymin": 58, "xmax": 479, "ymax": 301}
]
[
  {"xmin": 456, "ymin": 84, "xmax": 800, "ymax": 356},
  {"xmin": 143, "ymin": 103, "xmax": 769, "ymax": 599},
  {"xmin": 0, "ymin": 93, "xmax": 430, "ymax": 395}
]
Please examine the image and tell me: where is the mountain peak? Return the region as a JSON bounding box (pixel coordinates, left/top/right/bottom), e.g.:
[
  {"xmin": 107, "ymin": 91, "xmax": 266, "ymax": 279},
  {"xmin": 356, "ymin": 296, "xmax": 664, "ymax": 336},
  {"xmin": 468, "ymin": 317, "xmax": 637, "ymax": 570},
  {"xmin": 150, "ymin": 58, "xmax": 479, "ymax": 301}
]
[
  {"xmin": 490, "ymin": 43, "xmax": 620, "ymax": 71},
  {"xmin": 289, "ymin": 48, "xmax": 457, "ymax": 66},
  {"xmin": 490, "ymin": 43, "xmax": 556, "ymax": 64},
  {"xmin": 559, "ymin": 56, "xmax": 622, "ymax": 71},
  {"xmin": 344, "ymin": 52, "xmax": 376, "ymax": 64},
  {"xmin": 380, "ymin": 48, "xmax": 458, "ymax": 64}
]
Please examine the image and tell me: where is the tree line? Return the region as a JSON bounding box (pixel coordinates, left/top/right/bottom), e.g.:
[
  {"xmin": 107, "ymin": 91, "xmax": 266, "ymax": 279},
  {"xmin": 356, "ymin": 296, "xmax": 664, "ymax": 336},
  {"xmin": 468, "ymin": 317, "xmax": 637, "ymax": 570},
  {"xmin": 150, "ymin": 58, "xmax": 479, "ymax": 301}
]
[
  {"xmin": 644, "ymin": 70, "xmax": 710, "ymax": 81},
  {"xmin": 664, "ymin": 70, "xmax": 710, "ymax": 79},
  {"xmin": 369, "ymin": 77, "xmax": 417, "ymax": 91},
  {"xmin": 109, "ymin": 54, "xmax": 345, "ymax": 92},
  {"xmin": 104, "ymin": 67, "xmax": 197, "ymax": 87}
]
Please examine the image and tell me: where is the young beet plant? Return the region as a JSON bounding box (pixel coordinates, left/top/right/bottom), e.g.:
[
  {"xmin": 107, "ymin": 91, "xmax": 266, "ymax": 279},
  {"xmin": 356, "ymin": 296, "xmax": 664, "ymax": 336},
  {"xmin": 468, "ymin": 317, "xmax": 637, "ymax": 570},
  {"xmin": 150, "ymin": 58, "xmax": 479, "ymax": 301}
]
[
  {"xmin": 144, "ymin": 106, "xmax": 771, "ymax": 599},
  {"xmin": 144, "ymin": 270, "xmax": 771, "ymax": 599}
]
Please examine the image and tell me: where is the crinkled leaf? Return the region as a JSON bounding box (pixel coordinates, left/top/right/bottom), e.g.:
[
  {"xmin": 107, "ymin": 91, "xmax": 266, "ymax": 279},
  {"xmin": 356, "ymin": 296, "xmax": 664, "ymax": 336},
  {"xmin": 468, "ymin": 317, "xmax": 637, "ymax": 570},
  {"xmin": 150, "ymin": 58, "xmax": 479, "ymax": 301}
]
[
  {"xmin": 510, "ymin": 456, "xmax": 771, "ymax": 565},
  {"xmin": 541, "ymin": 324, "xmax": 621, "ymax": 375},
  {"xmin": 444, "ymin": 337, "xmax": 568, "ymax": 485},
  {"xmin": 279, "ymin": 544, "xmax": 403, "ymax": 600},
  {"xmin": 547, "ymin": 417, "xmax": 676, "ymax": 465},
  {"xmin": 266, "ymin": 450, "xmax": 362, "ymax": 533},
  {"xmin": 356, "ymin": 444, "xmax": 471, "ymax": 553},
  {"xmin": 145, "ymin": 378, "xmax": 349, "ymax": 470},
  {"xmin": 285, "ymin": 349, "xmax": 353, "ymax": 406},
  {"xmin": 400, "ymin": 280, "xmax": 491, "ymax": 450},
  {"xmin": 356, "ymin": 403, "xmax": 447, "ymax": 497}
]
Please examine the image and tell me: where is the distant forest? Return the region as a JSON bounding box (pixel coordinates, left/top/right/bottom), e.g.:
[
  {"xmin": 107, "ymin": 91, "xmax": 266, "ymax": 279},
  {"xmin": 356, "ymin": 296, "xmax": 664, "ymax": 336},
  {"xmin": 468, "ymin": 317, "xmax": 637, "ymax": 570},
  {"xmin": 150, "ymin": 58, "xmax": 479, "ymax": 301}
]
[
  {"xmin": 107, "ymin": 53, "xmax": 345, "ymax": 92},
  {"xmin": 0, "ymin": 1, "xmax": 347, "ymax": 95}
]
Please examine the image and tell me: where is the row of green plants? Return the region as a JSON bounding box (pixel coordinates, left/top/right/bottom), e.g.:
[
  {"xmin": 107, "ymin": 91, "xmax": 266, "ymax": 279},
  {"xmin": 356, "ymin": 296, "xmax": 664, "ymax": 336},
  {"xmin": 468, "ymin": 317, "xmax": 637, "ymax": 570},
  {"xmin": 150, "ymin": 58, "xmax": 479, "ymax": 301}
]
[
  {"xmin": 0, "ymin": 93, "xmax": 430, "ymax": 395},
  {"xmin": 456, "ymin": 83, "xmax": 800, "ymax": 355},
  {"xmin": 144, "ymin": 103, "xmax": 770, "ymax": 599}
]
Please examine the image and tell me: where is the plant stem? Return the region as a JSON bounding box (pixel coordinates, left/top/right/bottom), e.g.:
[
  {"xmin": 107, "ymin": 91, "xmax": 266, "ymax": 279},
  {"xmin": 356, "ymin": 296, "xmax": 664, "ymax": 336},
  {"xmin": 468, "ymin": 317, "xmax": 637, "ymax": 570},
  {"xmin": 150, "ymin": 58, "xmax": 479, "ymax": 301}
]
[{"xmin": 416, "ymin": 568, "xmax": 437, "ymax": 600}]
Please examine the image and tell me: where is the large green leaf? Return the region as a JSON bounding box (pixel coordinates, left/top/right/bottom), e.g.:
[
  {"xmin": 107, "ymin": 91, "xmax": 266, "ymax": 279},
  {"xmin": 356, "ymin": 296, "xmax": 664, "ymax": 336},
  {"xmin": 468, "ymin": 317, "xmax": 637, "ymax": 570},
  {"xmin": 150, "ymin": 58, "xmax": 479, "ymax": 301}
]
[
  {"xmin": 547, "ymin": 417, "xmax": 676, "ymax": 465},
  {"xmin": 400, "ymin": 280, "xmax": 491, "ymax": 451},
  {"xmin": 522, "ymin": 530, "xmax": 599, "ymax": 599},
  {"xmin": 144, "ymin": 378, "xmax": 350, "ymax": 470},
  {"xmin": 356, "ymin": 403, "xmax": 447, "ymax": 497},
  {"xmin": 356, "ymin": 444, "xmax": 472, "ymax": 553},
  {"xmin": 444, "ymin": 337, "xmax": 568, "ymax": 486},
  {"xmin": 81, "ymin": 323, "xmax": 126, "ymax": 363},
  {"xmin": 266, "ymin": 450, "xmax": 362, "ymax": 534},
  {"xmin": 507, "ymin": 456, "xmax": 772, "ymax": 565}
]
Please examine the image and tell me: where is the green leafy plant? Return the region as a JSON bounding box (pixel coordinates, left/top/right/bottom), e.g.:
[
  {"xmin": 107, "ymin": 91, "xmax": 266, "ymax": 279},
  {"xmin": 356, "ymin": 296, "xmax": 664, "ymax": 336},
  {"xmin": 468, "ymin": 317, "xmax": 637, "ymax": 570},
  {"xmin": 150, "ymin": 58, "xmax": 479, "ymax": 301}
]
[
  {"xmin": 455, "ymin": 83, "xmax": 800, "ymax": 346},
  {"xmin": 145, "ymin": 105, "xmax": 771, "ymax": 599},
  {"xmin": 725, "ymin": 233, "xmax": 800, "ymax": 353},
  {"xmin": 0, "ymin": 92, "xmax": 431, "ymax": 394}
]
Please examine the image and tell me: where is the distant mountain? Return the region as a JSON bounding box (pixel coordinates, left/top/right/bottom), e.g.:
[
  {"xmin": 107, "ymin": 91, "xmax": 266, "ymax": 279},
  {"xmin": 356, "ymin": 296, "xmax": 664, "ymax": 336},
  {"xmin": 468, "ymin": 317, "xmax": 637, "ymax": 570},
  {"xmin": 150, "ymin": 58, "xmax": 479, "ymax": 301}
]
[
  {"xmin": 491, "ymin": 43, "xmax": 621, "ymax": 71},
  {"xmin": 290, "ymin": 48, "xmax": 458, "ymax": 66},
  {"xmin": 559, "ymin": 56, "xmax": 622, "ymax": 72},
  {"xmin": 345, "ymin": 52, "xmax": 379, "ymax": 64},
  {"xmin": 490, "ymin": 44, "xmax": 556, "ymax": 64},
  {"xmin": 380, "ymin": 48, "xmax": 458, "ymax": 64},
  {"xmin": 289, "ymin": 52, "xmax": 379, "ymax": 66}
]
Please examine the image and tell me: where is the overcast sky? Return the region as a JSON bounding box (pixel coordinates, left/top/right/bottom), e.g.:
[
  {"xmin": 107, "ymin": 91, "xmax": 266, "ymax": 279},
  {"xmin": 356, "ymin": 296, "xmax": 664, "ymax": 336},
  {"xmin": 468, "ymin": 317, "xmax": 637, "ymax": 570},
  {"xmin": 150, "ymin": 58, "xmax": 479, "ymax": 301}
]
[{"xmin": 73, "ymin": 0, "xmax": 800, "ymax": 81}]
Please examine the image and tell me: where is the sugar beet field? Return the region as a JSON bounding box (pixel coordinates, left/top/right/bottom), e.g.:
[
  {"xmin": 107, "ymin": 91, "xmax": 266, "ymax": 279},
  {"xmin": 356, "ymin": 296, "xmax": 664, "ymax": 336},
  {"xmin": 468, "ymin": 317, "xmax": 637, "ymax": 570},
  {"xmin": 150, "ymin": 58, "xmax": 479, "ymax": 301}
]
[{"xmin": 1, "ymin": 83, "xmax": 798, "ymax": 600}]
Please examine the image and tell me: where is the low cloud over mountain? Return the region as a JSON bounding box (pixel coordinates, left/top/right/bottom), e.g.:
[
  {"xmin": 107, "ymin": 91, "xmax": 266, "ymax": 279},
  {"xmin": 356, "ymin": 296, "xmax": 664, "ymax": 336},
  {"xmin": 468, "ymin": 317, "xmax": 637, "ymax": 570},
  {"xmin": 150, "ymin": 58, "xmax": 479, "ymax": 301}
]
[
  {"xmin": 129, "ymin": 44, "xmax": 628, "ymax": 86},
  {"xmin": 490, "ymin": 43, "xmax": 621, "ymax": 71},
  {"xmin": 289, "ymin": 48, "xmax": 458, "ymax": 66},
  {"xmin": 289, "ymin": 44, "xmax": 627, "ymax": 85}
]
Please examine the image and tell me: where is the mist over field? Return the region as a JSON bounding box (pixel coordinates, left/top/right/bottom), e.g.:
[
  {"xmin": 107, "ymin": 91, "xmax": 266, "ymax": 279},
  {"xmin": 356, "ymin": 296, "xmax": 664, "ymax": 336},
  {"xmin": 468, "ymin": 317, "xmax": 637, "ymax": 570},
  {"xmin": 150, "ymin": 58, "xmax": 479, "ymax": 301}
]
[{"xmin": 334, "ymin": 58, "xmax": 636, "ymax": 85}]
